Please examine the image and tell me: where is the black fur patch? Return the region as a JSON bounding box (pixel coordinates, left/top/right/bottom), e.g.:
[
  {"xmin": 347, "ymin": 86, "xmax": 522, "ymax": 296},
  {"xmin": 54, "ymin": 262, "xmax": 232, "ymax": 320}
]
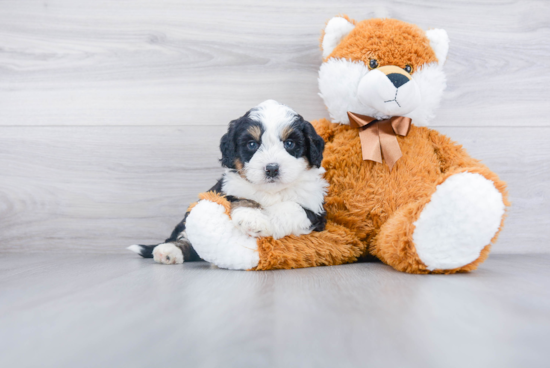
[
  {"xmin": 220, "ymin": 115, "xmax": 264, "ymax": 169},
  {"xmin": 288, "ymin": 116, "xmax": 325, "ymax": 168},
  {"xmin": 302, "ymin": 206, "xmax": 327, "ymax": 232}
]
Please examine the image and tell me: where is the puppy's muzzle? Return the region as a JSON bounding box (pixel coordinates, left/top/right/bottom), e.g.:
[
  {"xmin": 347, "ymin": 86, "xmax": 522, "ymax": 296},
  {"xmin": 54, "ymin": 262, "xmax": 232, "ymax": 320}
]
[{"xmin": 265, "ymin": 163, "xmax": 279, "ymax": 178}]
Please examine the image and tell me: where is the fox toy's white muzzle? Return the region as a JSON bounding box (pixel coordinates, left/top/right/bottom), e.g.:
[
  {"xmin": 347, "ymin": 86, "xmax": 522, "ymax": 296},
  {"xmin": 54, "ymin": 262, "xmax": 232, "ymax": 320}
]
[{"xmin": 357, "ymin": 65, "xmax": 421, "ymax": 116}]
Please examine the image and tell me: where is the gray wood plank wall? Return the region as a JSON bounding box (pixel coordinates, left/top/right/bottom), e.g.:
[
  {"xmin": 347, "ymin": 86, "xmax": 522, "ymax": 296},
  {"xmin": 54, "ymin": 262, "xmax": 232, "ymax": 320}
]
[{"xmin": 1, "ymin": 0, "xmax": 549, "ymax": 253}]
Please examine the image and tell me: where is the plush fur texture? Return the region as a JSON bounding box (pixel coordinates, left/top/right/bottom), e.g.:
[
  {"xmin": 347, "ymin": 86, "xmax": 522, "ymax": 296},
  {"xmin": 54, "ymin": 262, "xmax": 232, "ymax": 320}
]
[
  {"xmin": 321, "ymin": 16, "xmax": 357, "ymax": 59},
  {"xmin": 412, "ymin": 172, "xmax": 505, "ymax": 270},
  {"xmin": 171, "ymin": 17, "xmax": 509, "ymax": 274},
  {"xmin": 324, "ymin": 18, "xmax": 438, "ymax": 67},
  {"xmin": 186, "ymin": 199, "xmax": 260, "ymax": 270},
  {"xmin": 251, "ymin": 120, "xmax": 509, "ymax": 273},
  {"xmin": 425, "ymin": 29, "xmax": 450, "ymax": 65}
]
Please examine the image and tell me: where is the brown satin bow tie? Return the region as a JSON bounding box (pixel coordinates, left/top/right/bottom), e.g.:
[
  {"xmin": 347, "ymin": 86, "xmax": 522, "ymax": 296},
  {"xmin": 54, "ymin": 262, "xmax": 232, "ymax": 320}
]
[{"xmin": 347, "ymin": 112, "xmax": 412, "ymax": 171}]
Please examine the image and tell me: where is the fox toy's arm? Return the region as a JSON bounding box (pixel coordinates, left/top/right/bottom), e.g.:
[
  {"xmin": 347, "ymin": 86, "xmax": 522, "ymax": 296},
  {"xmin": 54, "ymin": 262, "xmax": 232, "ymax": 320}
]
[{"xmin": 185, "ymin": 191, "xmax": 365, "ymax": 270}]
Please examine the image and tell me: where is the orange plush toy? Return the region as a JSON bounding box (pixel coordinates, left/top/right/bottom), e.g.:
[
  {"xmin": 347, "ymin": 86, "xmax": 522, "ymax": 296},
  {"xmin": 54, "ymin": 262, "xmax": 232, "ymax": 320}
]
[{"xmin": 185, "ymin": 16, "xmax": 509, "ymax": 274}]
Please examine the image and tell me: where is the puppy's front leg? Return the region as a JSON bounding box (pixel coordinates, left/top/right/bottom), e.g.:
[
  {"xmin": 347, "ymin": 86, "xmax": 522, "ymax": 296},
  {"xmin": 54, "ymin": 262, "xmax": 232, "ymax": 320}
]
[
  {"xmin": 231, "ymin": 200, "xmax": 272, "ymax": 238},
  {"xmin": 264, "ymin": 202, "xmax": 312, "ymax": 240}
]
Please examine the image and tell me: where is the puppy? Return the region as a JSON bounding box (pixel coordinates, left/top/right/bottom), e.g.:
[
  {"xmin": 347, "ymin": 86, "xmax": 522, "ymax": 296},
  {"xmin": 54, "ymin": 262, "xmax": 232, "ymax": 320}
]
[{"xmin": 128, "ymin": 100, "xmax": 328, "ymax": 264}]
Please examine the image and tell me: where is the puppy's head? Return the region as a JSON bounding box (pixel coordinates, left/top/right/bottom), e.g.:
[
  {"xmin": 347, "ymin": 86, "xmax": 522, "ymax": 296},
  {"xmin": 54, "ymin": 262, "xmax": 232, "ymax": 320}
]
[{"xmin": 220, "ymin": 100, "xmax": 324, "ymax": 186}]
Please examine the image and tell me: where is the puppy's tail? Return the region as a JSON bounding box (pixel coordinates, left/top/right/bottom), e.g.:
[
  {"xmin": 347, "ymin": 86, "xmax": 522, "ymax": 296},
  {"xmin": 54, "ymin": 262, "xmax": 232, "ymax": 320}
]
[{"xmin": 127, "ymin": 244, "xmax": 157, "ymax": 258}]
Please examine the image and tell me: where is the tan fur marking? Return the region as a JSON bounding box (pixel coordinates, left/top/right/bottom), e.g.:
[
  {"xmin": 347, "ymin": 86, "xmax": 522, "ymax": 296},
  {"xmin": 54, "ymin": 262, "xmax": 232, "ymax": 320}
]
[
  {"xmin": 247, "ymin": 125, "xmax": 262, "ymax": 141},
  {"xmin": 234, "ymin": 158, "xmax": 247, "ymax": 179},
  {"xmin": 231, "ymin": 199, "xmax": 261, "ymax": 211},
  {"xmin": 234, "ymin": 158, "xmax": 243, "ymax": 171},
  {"xmin": 378, "ymin": 65, "xmax": 411, "ymax": 79},
  {"xmin": 281, "ymin": 126, "xmax": 294, "ymax": 141}
]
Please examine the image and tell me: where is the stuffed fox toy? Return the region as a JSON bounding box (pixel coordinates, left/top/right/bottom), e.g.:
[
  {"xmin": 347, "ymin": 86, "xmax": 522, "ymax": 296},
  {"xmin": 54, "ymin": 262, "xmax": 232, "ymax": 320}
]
[{"xmin": 177, "ymin": 16, "xmax": 509, "ymax": 274}]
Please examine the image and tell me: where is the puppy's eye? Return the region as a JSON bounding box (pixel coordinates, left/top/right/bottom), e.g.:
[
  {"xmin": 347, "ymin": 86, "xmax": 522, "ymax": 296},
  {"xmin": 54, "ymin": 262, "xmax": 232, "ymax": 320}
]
[
  {"xmin": 247, "ymin": 141, "xmax": 258, "ymax": 150},
  {"xmin": 368, "ymin": 59, "xmax": 379, "ymax": 70},
  {"xmin": 284, "ymin": 140, "xmax": 295, "ymax": 150},
  {"xmin": 404, "ymin": 64, "xmax": 413, "ymax": 74}
]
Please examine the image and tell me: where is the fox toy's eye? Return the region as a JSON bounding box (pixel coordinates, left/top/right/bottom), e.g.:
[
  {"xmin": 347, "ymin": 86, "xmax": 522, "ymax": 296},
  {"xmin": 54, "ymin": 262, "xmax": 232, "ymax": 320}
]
[
  {"xmin": 247, "ymin": 141, "xmax": 258, "ymax": 150},
  {"xmin": 284, "ymin": 140, "xmax": 295, "ymax": 150},
  {"xmin": 369, "ymin": 59, "xmax": 379, "ymax": 70},
  {"xmin": 404, "ymin": 64, "xmax": 413, "ymax": 74}
]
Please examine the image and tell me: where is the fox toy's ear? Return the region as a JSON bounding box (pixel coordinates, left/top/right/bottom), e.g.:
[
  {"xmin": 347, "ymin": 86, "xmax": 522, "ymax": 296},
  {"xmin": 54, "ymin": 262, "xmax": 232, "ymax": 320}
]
[
  {"xmin": 426, "ymin": 29, "xmax": 450, "ymax": 65},
  {"xmin": 321, "ymin": 16, "xmax": 356, "ymax": 59}
]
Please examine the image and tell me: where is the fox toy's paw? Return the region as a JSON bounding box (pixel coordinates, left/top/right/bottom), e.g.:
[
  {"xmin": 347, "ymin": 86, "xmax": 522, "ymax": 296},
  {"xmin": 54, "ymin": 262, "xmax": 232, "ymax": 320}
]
[
  {"xmin": 412, "ymin": 172, "xmax": 505, "ymax": 271},
  {"xmin": 185, "ymin": 199, "xmax": 259, "ymax": 270},
  {"xmin": 374, "ymin": 171, "xmax": 506, "ymax": 274}
]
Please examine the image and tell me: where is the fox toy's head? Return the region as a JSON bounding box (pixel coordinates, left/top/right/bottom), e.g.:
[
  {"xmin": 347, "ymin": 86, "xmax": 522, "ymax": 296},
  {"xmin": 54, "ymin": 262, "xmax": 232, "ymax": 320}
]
[{"xmin": 319, "ymin": 16, "xmax": 449, "ymax": 126}]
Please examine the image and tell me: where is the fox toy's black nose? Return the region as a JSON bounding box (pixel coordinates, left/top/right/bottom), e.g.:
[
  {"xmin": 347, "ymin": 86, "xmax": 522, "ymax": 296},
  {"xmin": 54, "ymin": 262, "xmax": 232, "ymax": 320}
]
[
  {"xmin": 265, "ymin": 163, "xmax": 279, "ymax": 178},
  {"xmin": 387, "ymin": 73, "xmax": 409, "ymax": 88}
]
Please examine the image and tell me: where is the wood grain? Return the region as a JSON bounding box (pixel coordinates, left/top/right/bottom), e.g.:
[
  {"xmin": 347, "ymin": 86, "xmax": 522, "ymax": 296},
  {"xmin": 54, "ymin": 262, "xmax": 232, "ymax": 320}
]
[
  {"xmin": 0, "ymin": 253, "xmax": 549, "ymax": 368},
  {"xmin": 0, "ymin": 0, "xmax": 549, "ymax": 126},
  {"xmin": 0, "ymin": 0, "xmax": 548, "ymax": 254},
  {"xmin": 0, "ymin": 126, "xmax": 224, "ymax": 252},
  {"xmin": 0, "ymin": 125, "xmax": 547, "ymax": 254}
]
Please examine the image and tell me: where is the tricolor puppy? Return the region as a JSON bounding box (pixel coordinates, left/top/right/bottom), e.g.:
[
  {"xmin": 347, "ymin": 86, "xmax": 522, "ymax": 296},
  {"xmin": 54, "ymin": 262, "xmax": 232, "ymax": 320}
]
[{"xmin": 128, "ymin": 100, "xmax": 328, "ymax": 264}]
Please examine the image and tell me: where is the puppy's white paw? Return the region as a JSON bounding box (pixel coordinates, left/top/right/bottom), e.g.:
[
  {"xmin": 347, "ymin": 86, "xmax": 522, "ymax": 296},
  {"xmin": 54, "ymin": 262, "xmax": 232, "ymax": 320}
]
[
  {"xmin": 152, "ymin": 243, "xmax": 184, "ymax": 265},
  {"xmin": 231, "ymin": 207, "xmax": 272, "ymax": 238},
  {"xmin": 265, "ymin": 201, "xmax": 313, "ymax": 240}
]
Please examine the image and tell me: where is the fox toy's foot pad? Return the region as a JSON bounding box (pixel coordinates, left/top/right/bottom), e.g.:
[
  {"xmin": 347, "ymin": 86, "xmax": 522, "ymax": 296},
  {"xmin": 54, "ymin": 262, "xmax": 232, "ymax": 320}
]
[
  {"xmin": 412, "ymin": 172, "xmax": 505, "ymax": 271},
  {"xmin": 186, "ymin": 199, "xmax": 259, "ymax": 270}
]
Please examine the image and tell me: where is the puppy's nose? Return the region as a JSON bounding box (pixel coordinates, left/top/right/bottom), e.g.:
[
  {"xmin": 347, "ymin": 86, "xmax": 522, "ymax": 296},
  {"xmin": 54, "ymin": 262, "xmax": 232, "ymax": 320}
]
[
  {"xmin": 265, "ymin": 163, "xmax": 279, "ymax": 178},
  {"xmin": 387, "ymin": 73, "xmax": 409, "ymax": 88}
]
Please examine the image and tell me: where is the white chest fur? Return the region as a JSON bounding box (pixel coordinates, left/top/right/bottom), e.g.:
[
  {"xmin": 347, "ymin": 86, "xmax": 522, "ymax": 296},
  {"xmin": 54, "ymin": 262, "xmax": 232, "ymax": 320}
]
[{"xmin": 221, "ymin": 167, "xmax": 328, "ymax": 214}]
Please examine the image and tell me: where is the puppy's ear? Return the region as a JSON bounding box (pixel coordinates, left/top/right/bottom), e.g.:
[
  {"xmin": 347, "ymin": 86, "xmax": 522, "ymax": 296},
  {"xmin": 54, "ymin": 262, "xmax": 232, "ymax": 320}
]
[
  {"xmin": 301, "ymin": 119, "xmax": 325, "ymax": 168},
  {"xmin": 220, "ymin": 120, "xmax": 237, "ymax": 169}
]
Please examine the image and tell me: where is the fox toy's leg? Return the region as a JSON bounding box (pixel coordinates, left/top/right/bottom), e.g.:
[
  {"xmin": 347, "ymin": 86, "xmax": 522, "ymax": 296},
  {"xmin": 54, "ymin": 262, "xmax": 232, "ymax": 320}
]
[
  {"xmin": 253, "ymin": 221, "xmax": 365, "ymax": 270},
  {"xmin": 372, "ymin": 166, "xmax": 508, "ymax": 274},
  {"xmin": 185, "ymin": 193, "xmax": 365, "ymax": 270}
]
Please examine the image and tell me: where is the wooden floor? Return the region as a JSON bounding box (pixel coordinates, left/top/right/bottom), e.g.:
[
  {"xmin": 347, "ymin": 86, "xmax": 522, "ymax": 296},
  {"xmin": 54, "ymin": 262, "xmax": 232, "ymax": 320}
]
[{"xmin": 1, "ymin": 253, "xmax": 548, "ymax": 368}]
